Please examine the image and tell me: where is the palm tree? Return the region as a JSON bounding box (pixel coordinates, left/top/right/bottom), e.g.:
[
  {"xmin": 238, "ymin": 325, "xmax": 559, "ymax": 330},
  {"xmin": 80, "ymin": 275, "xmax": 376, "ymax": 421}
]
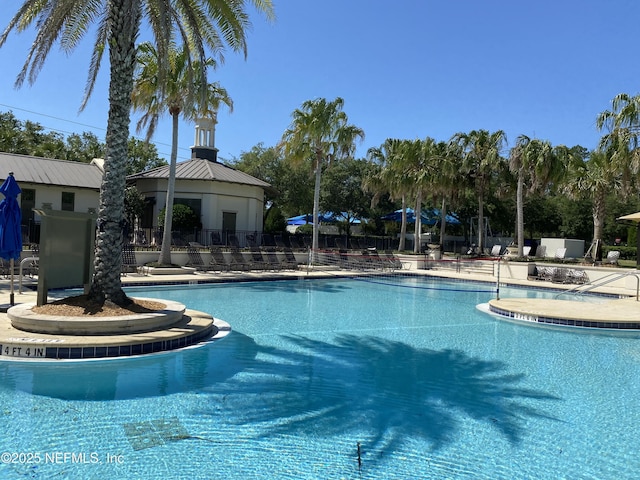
[
  {"xmin": 508, "ymin": 136, "xmax": 562, "ymax": 256},
  {"xmin": 366, "ymin": 138, "xmax": 412, "ymax": 251},
  {"xmin": 596, "ymin": 93, "xmax": 640, "ymax": 192},
  {"xmin": 1, "ymin": 0, "xmax": 274, "ymax": 306},
  {"xmin": 451, "ymin": 129, "xmax": 507, "ymax": 253},
  {"xmin": 131, "ymin": 41, "xmax": 232, "ymax": 266},
  {"xmin": 280, "ymin": 97, "xmax": 364, "ymax": 255},
  {"xmin": 563, "ymin": 150, "xmax": 618, "ymax": 243}
]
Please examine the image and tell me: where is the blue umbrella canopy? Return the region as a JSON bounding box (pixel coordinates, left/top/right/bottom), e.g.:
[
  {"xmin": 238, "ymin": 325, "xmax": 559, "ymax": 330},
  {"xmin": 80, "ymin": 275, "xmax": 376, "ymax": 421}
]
[
  {"xmin": 381, "ymin": 208, "xmax": 460, "ymax": 225},
  {"xmin": 0, "ymin": 173, "xmax": 22, "ymax": 261}
]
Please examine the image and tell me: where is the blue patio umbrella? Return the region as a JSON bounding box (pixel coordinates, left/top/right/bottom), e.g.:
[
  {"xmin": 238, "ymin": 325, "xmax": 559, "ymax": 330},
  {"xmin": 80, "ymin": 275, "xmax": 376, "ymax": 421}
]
[
  {"xmin": 381, "ymin": 208, "xmax": 460, "ymax": 225},
  {"xmin": 0, "ymin": 173, "xmax": 22, "ymax": 305}
]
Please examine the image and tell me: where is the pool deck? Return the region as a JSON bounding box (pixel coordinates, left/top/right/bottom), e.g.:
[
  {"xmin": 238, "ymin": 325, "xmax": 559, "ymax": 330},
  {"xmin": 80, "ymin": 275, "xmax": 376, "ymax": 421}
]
[{"xmin": 0, "ymin": 265, "xmax": 638, "ymax": 359}]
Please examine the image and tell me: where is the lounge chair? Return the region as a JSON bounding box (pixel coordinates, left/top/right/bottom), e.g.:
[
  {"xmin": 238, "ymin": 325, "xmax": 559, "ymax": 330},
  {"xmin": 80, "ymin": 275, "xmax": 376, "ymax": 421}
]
[
  {"xmin": 534, "ymin": 245, "xmax": 547, "ymax": 258},
  {"xmin": 274, "ymin": 235, "xmax": 288, "ymax": 249},
  {"xmin": 383, "ymin": 250, "xmax": 403, "ymax": 271},
  {"xmin": 229, "ymin": 248, "xmax": 253, "ymax": 271},
  {"xmin": 522, "ymin": 246, "xmax": 531, "ymax": 257},
  {"xmin": 248, "ymin": 246, "xmax": 269, "ymax": 270},
  {"xmin": 282, "ymin": 247, "xmax": 300, "ymax": 270},
  {"xmin": 605, "ymin": 250, "xmax": 620, "ymax": 265},
  {"xmin": 554, "ymin": 248, "xmax": 567, "ymax": 260},
  {"xmin": 121, "ymin": 244, "xmax": 139, "ymax": 275},
  {"xmin": 262, "ymin": 249, "xmax": 286, "ymax": 270},
  {"xmin": 186, "ymin": 247, "xmax": 210, "ymax": 272},
  {"xmin": 490, "ymin": 245, "xmax": 502, "ymax": 256},
  {"xmin": 210, "ymin": 231, "xmax": 223, "ymax": 246},
  {"xmin": 209, "ymin": 246, "xmax": 231, "ymax": 272}
]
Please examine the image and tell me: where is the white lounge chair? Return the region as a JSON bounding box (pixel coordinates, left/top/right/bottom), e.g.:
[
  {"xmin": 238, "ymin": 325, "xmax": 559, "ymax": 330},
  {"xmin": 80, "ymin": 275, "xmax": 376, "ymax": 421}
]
[{"xmin": 605, "ymin": 250, "xmax": 620, "ymax": 265}]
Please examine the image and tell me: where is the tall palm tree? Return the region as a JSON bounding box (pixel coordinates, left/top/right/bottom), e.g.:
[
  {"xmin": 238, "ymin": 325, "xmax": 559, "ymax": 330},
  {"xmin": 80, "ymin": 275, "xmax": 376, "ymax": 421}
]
[
  {"xmin": 131, "ymin": 41, "xmax": 232, "ymax": 266},
  {"xmin": 366, "ymin": 138, "xmax": 412, "ymax": 251},
  {"xmin": 508, "ymin": 135, "xmax": 562, "ymax": 256},
  {"xmin": 280, "ymin": 97, "xmax": 364, "ymax": 255},
  {"xmin": 563, "ymin": 150, "xmax": 618, "ymax": 243},
  {"xmin": 1, "ymin": 0, "xmax": 274, "ymax": 305},
  {"xmin": 596, "ymin": 93, "xmax": 640, "ymax": 192},
  {"xmin": 451, "ymin": 129, "xmax": 507, "ymax": 252}
]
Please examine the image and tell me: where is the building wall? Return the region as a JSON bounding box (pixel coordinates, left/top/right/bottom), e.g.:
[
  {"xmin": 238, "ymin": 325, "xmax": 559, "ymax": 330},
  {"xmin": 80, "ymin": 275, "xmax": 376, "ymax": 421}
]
[
  {"xmin": 28, "ymin": 183, "xmax": 99, "ymax": 215},
  {"xmin": 133, "ymin": 178, "xmax": 264, "ymax": 232}
]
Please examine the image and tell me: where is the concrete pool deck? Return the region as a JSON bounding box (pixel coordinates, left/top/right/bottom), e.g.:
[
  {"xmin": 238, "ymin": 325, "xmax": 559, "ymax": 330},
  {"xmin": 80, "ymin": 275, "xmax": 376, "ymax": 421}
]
[{"xmin": 0, "ymin": 265, "xmax": 639, "ymax": 360}]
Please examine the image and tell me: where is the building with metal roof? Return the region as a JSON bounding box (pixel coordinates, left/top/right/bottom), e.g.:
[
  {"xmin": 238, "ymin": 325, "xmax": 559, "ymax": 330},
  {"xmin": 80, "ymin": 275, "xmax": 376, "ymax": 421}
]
[
  {"xmin": 0, "ymin": 152, "xmax": 103, "ymax": 243},
  {"xmin": 0, "ymin": 117, "xmax": 271, "ymax": 246},
  {"xmin": 127, "ymin": 117, "xmax": 270, "ymax": 245}
]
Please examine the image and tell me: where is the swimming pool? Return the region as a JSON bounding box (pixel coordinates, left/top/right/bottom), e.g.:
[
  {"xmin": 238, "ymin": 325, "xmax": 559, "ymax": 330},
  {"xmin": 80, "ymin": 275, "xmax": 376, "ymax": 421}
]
[{"xmin": 1, "ymin": 276, "xmax": 638, "ymax": 479}]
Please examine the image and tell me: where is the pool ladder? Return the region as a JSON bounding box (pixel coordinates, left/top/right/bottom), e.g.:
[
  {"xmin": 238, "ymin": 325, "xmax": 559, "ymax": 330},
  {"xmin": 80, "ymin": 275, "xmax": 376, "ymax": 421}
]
[{"xmin": 554, "ymin": 270, "xmax": 640, "ymax": 301}]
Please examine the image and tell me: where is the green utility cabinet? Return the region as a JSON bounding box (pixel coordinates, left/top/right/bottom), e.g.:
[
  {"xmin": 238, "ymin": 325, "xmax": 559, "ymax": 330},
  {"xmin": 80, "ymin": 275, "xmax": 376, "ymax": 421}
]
[{"xmin": 35, "ymin": 209, "xmax": 97, "ymax": 306}]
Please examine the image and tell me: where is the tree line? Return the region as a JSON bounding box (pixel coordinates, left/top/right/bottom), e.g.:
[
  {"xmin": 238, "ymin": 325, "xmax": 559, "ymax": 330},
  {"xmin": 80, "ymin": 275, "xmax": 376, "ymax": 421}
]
[{"xmin": 233, "ymin": 96, "xmax": 640, "ymax": 257}]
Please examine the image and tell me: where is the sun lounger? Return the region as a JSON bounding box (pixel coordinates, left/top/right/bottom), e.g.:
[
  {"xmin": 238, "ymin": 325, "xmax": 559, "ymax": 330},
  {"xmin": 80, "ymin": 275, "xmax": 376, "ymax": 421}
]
[
  {"xmin": 248, "ymin": 246, "xmax": 269, "ymax": 270},
  {"xmin": 209, "ymin": 246, "xmax": 231, "ymax": 272},
  {"xmin": 121, "ymin": 244, "xmax": 139, "ymax": 275},
  {"xmin": 605, "ymin": 250, "xmax": 620, "ymax": 265},
  {"xmin": 229, "ymin": 248, "xmax": 253, "ymax": 271},
  {"xmin": 186, "ymin": 246, "xmax": 210, "ymax": 272},
  {"xmin": 282, "ymin": 248, "xmax": 300, "ymax": 270}
]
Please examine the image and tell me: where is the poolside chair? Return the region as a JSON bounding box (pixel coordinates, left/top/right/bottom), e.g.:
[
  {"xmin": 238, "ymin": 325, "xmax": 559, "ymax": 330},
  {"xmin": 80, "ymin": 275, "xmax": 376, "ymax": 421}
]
[
  {"xmin": 209, "ymin": 246, "xmax": 231, "ymax": 272},
  {"xmin": 274, "ymin": 235, "xmax": 288, "ymax": 250},
  {"xmin": 554, "ymin": 248, "xmax": 567, "ymax": 261},
  {"xmin": 566, "ymin": 268, "xmax": 589, "ymax": 284},
  {"xmin": 262, "ymin": 248, "xmax": 287, "ymax": 271},
  {"xmin": 248, "ymin": 246, "xmax": 269, "ymax": 270},
  {"xmin": 228, "ymin": 234, "xmax": 240, "ymax": 248},
  {"xmin": 383, "ymin": 250, "xmax": 403, "ymax": 271},
  {"xmin": 534, "ymin": 245, "xmax": 547, "ymax": 258},
  {"xmin": 522, "ymin": 246, "xmax": 531, "ymax": 257},
  {"xmin": 490, "ymin": 245, "xmax": 502, "ymax": 257},
  {"xmin": 334, "ymin": 237, "xmax": 348, "ymax": 250},
  {"xmin": 229, "ymin": 248, "xmax": 253, "ymax": 271},
  {"xmin": 605, "ymin": 250, "xmax": 620, "ymax": 266},
  {"xmin": 121, "ymin": 244, "xmax": 139, "ymax": 275},
  {"xmin": 282, "ymin": 248, "xmax": 300, "ymax": 270},
  {"xmin": 210, "ymin": 231, "xmax": 223, "ymax": 246},
  {"xmin": 186, "ymin": 247, "xmax": 210, "ymax": 272}
]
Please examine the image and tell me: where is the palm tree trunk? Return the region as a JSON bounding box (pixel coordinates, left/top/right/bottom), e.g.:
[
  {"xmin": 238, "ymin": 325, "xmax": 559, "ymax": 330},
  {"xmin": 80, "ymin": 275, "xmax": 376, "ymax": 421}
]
[
  {"xmin": 477, "ymin": 190, "xmax": 485, "ymax": 253},
  {"xmin": 89, "ymin": 0, "xmax": 141, "ymax": 306},
  {"xmin": 399, "ymin": 195, "xmax": 407, "ymax": 251},
  {"xmin": 439, "ymin": 197, "xmax": 447, "ymax": 248},
  {"xmin": 413, "ymin": 191, "xmax": 422, "ymax": 254},
  {"xmin": 516, "ymin": 172, "xmax": 524, "ymax": 256},
  {"xmin": 592, "ymin": 189, "xmax": 606, "ymax": 242},
  {"xmin": 311, "ymin": 156, "xmax": 322, "ymax": 256},
  {"xmin": 158, "ymin": 113, "xmax": 180, "ymax": 265}
]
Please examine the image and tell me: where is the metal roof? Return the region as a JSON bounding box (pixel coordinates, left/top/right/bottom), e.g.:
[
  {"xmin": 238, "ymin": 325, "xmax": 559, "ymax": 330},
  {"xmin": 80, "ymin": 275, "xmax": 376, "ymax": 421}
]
[
  {"xmin": 0, "ymin": 152, "xmax": 103, "ymax": 189},
  {"xmin": 127, "ymin": 157, "xmax": 271, "ymax": 188}
]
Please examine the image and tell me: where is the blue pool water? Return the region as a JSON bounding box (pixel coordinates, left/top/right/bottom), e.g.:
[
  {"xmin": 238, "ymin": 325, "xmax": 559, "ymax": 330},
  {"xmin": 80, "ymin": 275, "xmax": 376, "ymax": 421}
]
[{"xmin": 0, "ymin": 276, "xmax": 639, "ymax": 479}]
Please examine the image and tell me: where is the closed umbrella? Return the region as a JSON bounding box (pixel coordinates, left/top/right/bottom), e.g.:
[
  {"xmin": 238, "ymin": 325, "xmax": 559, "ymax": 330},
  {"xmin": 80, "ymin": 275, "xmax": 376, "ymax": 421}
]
[{"xmin": 0, "ymin": 173, "xmax": 22, "ymax": 305}]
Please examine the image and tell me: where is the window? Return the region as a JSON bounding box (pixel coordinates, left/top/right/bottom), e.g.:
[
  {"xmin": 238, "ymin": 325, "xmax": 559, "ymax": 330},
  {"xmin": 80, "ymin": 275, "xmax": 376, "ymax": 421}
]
[{"xmin": 61, "ymin": 192, "xmax": 75, "ymax": 211}]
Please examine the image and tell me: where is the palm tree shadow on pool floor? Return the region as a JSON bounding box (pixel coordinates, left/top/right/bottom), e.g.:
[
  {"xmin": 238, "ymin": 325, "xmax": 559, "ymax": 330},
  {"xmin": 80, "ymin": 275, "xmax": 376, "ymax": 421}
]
[{"xmin": 193, "ymin": 334, "xmax": 561, "ymax": 464}]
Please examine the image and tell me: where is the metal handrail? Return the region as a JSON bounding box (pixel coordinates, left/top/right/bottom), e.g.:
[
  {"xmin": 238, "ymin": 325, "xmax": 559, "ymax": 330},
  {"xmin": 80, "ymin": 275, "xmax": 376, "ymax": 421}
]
[{"xmin": 554, "ymin": 269, "xmax": 640, "ymax": 301}]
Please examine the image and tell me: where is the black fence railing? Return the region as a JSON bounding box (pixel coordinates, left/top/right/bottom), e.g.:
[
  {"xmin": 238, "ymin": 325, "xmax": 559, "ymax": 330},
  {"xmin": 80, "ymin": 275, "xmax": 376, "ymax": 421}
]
[{"xmin": 126, "ymin": 227, "xmax": 400, "ymax": 251}]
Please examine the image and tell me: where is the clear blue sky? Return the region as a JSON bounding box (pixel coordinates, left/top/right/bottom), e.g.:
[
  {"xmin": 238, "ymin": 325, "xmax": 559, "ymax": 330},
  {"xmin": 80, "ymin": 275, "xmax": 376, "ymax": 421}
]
[{"xmin": 1, "ymin": 1, "xmax": 640, "ymax": 164}]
